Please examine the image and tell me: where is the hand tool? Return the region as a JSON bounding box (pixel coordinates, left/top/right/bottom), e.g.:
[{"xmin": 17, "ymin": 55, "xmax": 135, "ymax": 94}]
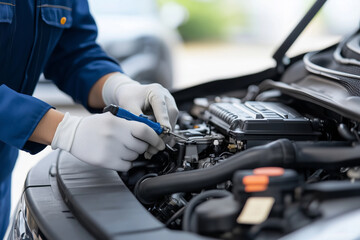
[{"xmin": 104, "ymin": 104, "xmax": 189, "ymax": 141}]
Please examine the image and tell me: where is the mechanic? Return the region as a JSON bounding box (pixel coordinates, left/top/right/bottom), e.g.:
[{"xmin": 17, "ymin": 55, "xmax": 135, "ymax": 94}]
[{"xmin": 0, "ymin": 0, "xmax": 178, "ymax": 238}]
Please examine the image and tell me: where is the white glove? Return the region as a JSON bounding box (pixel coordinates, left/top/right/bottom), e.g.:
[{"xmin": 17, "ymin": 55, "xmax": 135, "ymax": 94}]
[
  {"xmin": 51, "ymin": 112, "xmax": 165, "ymax": 172},
  {"xmin": 102, "ymin": 73, "xmax": 179, "ymax": 158},
  {"xmin": 102, "ymin": 73, "xmax": 178, "ymax": 132}
]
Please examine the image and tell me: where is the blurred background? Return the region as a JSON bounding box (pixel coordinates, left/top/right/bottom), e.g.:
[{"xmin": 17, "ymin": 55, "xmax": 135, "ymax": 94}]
[{"xmin": 11, "ymin": 0, "xmax": 360, "ymax": 214}]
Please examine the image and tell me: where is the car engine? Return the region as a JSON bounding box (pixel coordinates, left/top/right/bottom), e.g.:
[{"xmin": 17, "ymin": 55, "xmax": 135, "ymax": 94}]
[
  {"xmin": 117, "ymin": 87, "xmax": 360, "ymax": 239},
  {"xmin": 118, "ymin": 4, "xmax": 360, "ymax": 238}
]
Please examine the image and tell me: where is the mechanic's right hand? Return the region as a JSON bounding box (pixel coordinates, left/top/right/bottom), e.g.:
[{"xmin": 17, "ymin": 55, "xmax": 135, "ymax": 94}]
[{"xmin": 51, "ymin": 112, "xmax": 165, "ymax": 172}]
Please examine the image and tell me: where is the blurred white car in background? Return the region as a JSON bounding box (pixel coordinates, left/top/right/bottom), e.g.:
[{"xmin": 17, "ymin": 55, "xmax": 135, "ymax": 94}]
[{"xmin": 34, "ymin": 0, "xmax": 182, "ymax": 105}]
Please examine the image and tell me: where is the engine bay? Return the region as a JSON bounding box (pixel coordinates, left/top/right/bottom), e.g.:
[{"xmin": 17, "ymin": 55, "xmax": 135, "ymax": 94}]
[
  {"xmin": 46, "ymin": 27, "xmax": 360, "ymax": 239},
  {"xmin": 118, "ymin": 87, "xmax": 360, "ymax": 239},
  {"xmin": 118, "ymin": 7, "xmax": 360, "ymax": 239}
]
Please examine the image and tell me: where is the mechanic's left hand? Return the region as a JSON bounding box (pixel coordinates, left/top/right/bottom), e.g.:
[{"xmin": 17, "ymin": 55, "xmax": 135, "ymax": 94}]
[{"xmin": 102, "ymin": 73, "xmax": 179, "ymax": 158}]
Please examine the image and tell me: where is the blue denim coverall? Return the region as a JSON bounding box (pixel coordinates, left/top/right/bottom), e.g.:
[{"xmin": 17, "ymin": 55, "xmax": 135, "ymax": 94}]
[{"xmin": 0, "ymin": 0, "xmax": 122, "ymax": 237}]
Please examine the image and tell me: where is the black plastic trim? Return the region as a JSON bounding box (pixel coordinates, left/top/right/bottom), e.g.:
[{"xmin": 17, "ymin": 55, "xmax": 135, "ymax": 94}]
[
  {"xmin": 56, "ymin": 151, "xmax": 208, "ymax": 240},
  {"xmin": 23, "ymin": 151, "xmax": 94, "ymax": 240},
  {"xmin": 261, "ymin": 78, "xmax": 360, "ymax": 121}
]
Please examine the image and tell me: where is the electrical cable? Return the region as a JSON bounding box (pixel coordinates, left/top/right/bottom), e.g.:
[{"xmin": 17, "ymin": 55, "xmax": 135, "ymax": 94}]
[{"xmin": 165, "ymin": 206, "xmax": 185, "ymax": 227}]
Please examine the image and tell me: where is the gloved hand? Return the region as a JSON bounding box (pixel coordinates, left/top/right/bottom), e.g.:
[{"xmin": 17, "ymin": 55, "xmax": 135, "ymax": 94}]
[
  {"xmin": 102, "ymin": 73, "xmax": 179, "ymax": 158},
  {"xmin": 51, "ymin": 112, "xmax": 165, "ymax": 172}
]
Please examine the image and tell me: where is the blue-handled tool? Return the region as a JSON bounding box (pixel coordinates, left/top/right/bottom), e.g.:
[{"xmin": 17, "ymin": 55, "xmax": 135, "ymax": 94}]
[
  {"xmin": 104, "ymin": 104, "xmax": 163, "ymax": 134},
  {"xmin": 104, "ymin": 104, "xmax": 189, "ymax": 141}
]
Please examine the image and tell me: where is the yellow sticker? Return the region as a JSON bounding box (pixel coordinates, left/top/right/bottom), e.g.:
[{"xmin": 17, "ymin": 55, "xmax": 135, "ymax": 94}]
[{"xmin": 237, "ymin": 197, "xmax": 275, "ymax": 225}]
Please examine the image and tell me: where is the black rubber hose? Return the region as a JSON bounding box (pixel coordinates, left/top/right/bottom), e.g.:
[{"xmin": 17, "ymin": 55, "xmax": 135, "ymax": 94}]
[
  {"xmin": 338, "ymin": 124, "xmax": 356, "ymax": 141},
  {"xmin": 166, "ymin": 206, "xmax": 185, "ymax": 227},
  {"xmin": 293, "ymin": 141, "xmax": 360, "ymax": 169},
  {"xmin": 136, "ymin": 139, "xmax": 295, "ymax": 204},
  {"xmin": 136, "ymin": 140, "xmax": 360, "ymax": 204},
  {"xmin": 182, "ymin": 190, "xmax": 232, "ymax": 232}
]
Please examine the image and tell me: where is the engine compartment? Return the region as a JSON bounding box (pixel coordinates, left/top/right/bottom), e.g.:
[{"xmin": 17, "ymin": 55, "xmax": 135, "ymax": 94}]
[
  {"xmin": 118, "ymin": 21, "xmax": 360, "ymax": 240},
  {"xmin": 119, "ymin": 88, "xmax": 360, "ymax": 239}
]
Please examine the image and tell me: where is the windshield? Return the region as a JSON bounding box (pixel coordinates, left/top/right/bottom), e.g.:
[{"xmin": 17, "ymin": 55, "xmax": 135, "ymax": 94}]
[{"xmin": 88, "ymin": 0, "xmax": 158, "ymax": 16}]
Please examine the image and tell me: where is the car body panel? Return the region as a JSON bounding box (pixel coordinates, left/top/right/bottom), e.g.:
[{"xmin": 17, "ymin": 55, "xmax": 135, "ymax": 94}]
[{"xmin": 8, "ymin": 151, "xmax": 209, "ymax": 239}]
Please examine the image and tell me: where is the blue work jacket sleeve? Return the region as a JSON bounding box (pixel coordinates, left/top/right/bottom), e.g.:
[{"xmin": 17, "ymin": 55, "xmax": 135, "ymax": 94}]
[
  {"xmin": 0, "ymin": 85, "xmax": 52, "ymax": 154},
  {"xmin": 43, "ymin": 0, "xmax": 123, "ymax": 111}
]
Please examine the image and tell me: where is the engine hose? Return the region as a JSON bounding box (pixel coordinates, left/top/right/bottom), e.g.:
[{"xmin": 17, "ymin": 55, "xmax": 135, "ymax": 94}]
[
  {"xmin": 293, "ymin": 141, "xmax": 360, "ymax": 169},
  {"xmin": 135, "ymin": 139, "xmax": 295, "ymax": 204},
  {"xmin": 135, "ymin": 139, "xmax": 360, "ymax": 204}
]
